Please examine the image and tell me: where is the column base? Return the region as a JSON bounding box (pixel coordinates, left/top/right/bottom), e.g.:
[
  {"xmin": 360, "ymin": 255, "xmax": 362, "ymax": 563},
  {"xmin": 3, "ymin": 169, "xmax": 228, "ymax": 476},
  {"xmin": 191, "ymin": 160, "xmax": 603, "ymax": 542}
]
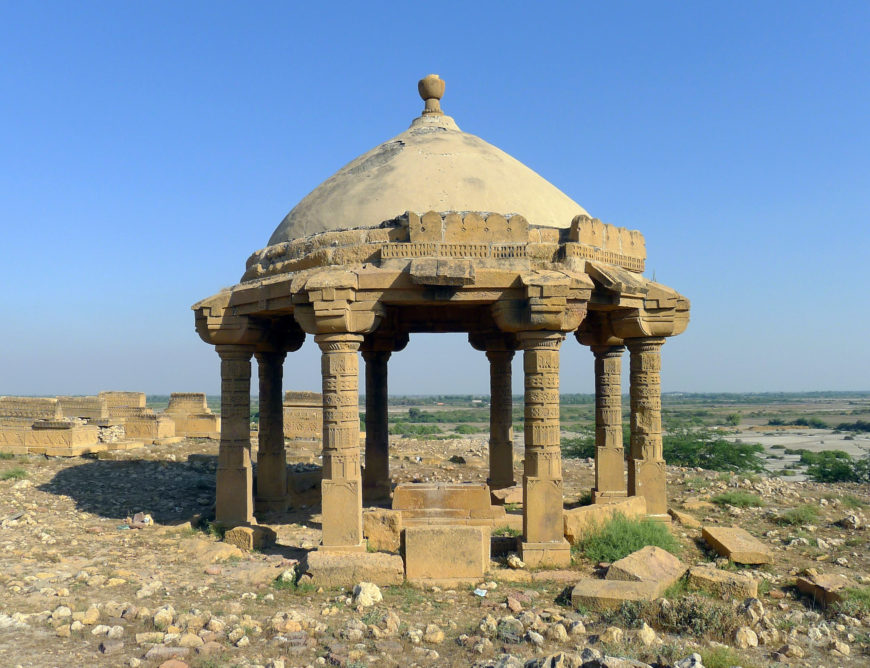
[
  {"xmin": 592, "ymin": 489, "xmax": 628, "ymax": 505},
  {"xmin": 319, "ymin": 541, "xmax": 367, "ymax": 554},
  {"xmin": 520, "ymin": 539, "xmax": 572, "ymax": 568}
]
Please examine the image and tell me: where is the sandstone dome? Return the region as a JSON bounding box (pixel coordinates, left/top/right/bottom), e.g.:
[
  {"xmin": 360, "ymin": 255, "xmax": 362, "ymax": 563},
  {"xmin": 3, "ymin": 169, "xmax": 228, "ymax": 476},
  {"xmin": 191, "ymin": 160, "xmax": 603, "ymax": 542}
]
[{"xmin": 267, "ymin": 75, "xmax": 589, "ymax": 245}]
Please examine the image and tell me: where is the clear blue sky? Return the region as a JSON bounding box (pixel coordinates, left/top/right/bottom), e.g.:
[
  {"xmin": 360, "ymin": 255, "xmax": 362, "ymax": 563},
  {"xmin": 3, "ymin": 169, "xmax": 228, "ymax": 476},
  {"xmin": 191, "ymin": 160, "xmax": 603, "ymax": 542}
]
[{"xmin": 1, "ymin": 2, "xmax": 868, "ymax": 396}]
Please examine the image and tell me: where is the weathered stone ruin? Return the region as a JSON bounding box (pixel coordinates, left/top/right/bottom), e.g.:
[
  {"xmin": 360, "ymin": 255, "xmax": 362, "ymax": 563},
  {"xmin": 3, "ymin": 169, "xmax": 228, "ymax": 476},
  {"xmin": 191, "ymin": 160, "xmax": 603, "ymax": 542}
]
[
  {"xmin": 164, "ymin": 392, "xmax": 221, "ymax": 439},
  {"xmin": 192, "ymin": 75, "xmax": 690, "ymax": 583}
]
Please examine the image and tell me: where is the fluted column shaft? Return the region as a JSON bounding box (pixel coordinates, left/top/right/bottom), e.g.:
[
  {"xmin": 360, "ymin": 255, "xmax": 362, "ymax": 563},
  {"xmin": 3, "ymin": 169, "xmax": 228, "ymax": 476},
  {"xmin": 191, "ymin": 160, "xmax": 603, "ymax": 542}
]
[
  {"xmin": 592, "ymin": 345, "xmax": 627, "ymax": 503},
  {"xmin": 519, "ymin": 331, "xmax": 565, "ymax": 545},
  {"xmin": 627, "ymin": 337, "xmax": 667, "ymax": 516},
  {"xmin": 316, "ymin": 333, "xmax": 364, "ymax": 551},
  {"xmin": 362, "ymin": 349, "xmax": 391, "ymax": 502},
  {"xmin": 255, "ymin": 350, "xmax": 287, "ymax": 512},
  {"xmin": 216, "ymin": 345, "xmax": 254, "ymax": 526},
  {"xmin": 487, "ymin": 348, "xmax": 515, "ymax": 491}
]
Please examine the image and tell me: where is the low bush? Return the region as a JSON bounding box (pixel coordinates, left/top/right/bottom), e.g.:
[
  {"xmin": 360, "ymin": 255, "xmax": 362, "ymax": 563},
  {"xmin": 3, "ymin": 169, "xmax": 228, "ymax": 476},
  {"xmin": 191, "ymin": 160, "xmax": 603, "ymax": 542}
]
[
  {"xmin": 0, "ymin": 467, "xmax": 28, "ymax": 481},
  {"xmin": 830, "ymin": 587, "xmax": 870, "ymax": 617},
  {"xmin": 453, "ymin": 424, "xmax": 482, "ymax": 434},
  {"xmin": 601, "ymin": 595, "xmax": 737, "ymax": 641},
  {"xmin": 777, "ymin": 504, "xmax": 820, "ymax": 526},
  {"xmin": 576, "ymin": 513, "xmax": 681, "ymax": 563},
  {"xmin": 711, "ymin": 491, "xmax": 763, "ymax": 508}
]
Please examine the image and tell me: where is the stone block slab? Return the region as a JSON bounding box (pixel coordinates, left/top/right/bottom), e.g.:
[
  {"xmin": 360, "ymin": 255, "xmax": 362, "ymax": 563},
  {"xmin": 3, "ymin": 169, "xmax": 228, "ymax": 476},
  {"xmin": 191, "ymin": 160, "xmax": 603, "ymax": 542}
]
[
  {"xmin": 702, "ymin": 526, "xmax": 772, "ymax": 564},
  {"xmin": 404, "ymin": 525, "xmax": 490, "ymax": 582},
  {"xmin": 606, "ymin": 545, "xmax": 686, "ymax": 595},
  {"xmin": 571, "ymin": 579, "xmax": 659, "ymax": 611},
  {"xmin": 668, "ymin": 508, "xmax": 702, "ymax": 528},
  {"xmin": 795, "ymin": 573, "xmax": 851, "ymax": 608},
  {"xmin": 687, "ymin": 565, "xmax": 758, "ymax": 598},
  {"xmin": 223, "ymin": 525, "xmax": 276, "ymax": 552},
  {"xmin": 363, "ymin": 509, "xmax": 402, "ymax": 553},
  {"xmin": 302, "ymin": 550, "xmax": 404, "ymax": 587},
  {"xmin": 563, "ymin": 495, "xmax": 647, "ymax": 544},
  {"xmin": 520, "ymin": 540, "xmax": 572, "ymax": 568},
  {"xmin": 393, "ymin": 482, "xmax": 492, "ymax": 513}
]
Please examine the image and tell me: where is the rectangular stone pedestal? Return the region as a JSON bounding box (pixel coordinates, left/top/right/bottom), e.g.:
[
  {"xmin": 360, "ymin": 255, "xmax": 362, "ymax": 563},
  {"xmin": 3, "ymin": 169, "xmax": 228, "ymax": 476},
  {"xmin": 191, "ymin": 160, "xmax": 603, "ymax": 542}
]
[
  {"xmin": 405, "ymin": 525, "xmax": 490, "ymax": 582},
  {"xmin": 520, "ymin": 539, "xmax": 571, "ymax": 568}
]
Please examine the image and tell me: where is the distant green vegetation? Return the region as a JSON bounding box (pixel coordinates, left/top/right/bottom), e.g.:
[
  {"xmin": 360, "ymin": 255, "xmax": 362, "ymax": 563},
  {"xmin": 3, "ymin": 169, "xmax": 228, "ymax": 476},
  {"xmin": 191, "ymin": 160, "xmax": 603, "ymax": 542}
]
[
  {"xmin": 663, "ymin": 428, "xmax": 765, "ymax": 472},
  {"xmin": 561, "ymin": 433, "xmax": 595, "ymax": 459},
  {"xmin": 836, "ymin": 420, "xmax": 870, "ymax": 433},
  {"xmin": 388, "ymin": 422, "xmax": 442, "ymax": 437},
  {"xmin": 768, "ymin": 417, "xmax": 829, "ymax": 428}
]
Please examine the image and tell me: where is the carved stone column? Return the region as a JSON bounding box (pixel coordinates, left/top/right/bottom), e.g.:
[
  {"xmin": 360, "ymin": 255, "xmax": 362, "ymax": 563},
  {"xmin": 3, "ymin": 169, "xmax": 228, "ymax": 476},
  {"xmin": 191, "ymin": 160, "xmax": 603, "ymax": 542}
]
[
  {"xmin": 626, "ymin": 337, "xmax": 668, "ymax": 517},
  {"xmin": 518, "ymin": 331, "xmax": 570, "ymax": 567},
  {"xmin": 591, "ymin": 345, "xmax": 627, "ymax": 503},
  {"xmin": 486, "ymin": 347, "xmax": 515, "ymax": 491},
  {"xmin": 362, "ymin": 349, "xmax": 391, "ymax": 502},
  {"xmin": 255, "ymin": 350, "xmax": 287, "ymax": 512},
  {"xmin": 316, "ymin": 333, "xmax": 365, "ymax": 551},
  {"xmin": 215, "ymin": 345, "xmax": 254, "ymax": 526}
]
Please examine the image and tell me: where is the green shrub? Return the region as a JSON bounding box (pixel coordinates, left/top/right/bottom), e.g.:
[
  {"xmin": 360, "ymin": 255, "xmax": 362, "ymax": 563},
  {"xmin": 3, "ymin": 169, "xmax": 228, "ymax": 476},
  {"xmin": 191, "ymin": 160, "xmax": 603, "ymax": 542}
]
[
  {"xmin": 0, "ymin": 467, "xmax": 28, "ymax": 481},
  {"xmin": 831, "ymin": 587, "xmax": 870, "ymax": 616},
  {"xmin": 602, "ymin": 595, "xmax": 736, "ymax": 641},
  {"xmin": 777, "ymin": 504, "xmax": 820, "ymax": 526},
  {"xmin": 663, "ymin": 428, "xmax": 765, "ymax": 472},
  {"xmin": 492, "ymin": 526, "xmax": 521, "ymax": 537},
  {"xmin": 701, "ymin": 646, "xmax": 758, "ymax": 668},
  {"xmin": 711, "ymin": 491, "xmax": 763, "ymax": 508},
  {"xmin": 561, "ymin": 434, "xmax": 595, "ymax": 459},
  {"xmin": 576, "ymin": 513, "xmax": 681, "ymax": 563},
  {"xmin": 453, "ymin": 424, "xmax": 482, "ymax": 434}
]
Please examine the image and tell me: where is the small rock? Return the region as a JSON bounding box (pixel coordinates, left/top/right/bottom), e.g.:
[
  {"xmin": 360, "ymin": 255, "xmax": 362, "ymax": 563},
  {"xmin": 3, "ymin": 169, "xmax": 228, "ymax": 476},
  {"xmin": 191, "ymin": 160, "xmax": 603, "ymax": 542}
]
[
  {"xmin": 352, "ymin": 582, "xmax": 382, "ymax": 608},
  {"xmin": 507, "ymin": 554, "xmax": 526, "ymax": 569},
  {"xmin": 99, "ymin": 640, "xmax": 124, "ymax": 655},
  {"xmin": 673, "ymin": 654, "xmax": 704, "ymax": 668},
  {"xmin": 423, "ymin": 623, "xmax": 444, "ymax": 644},
  {"xmin": 734, "ymin": 626, "xmax": 758, "ymax": 649},
  {"xmin": 526, "ymin": 630, "xmax": 544, "ymax": 646},
  {"xmin": 599, "ymin": 626, "xmax": 623, "ymax": 644},
  {"xmin": 636, "ymin": 622, "xmax": 657, "ymax": 646},
  {"xmin": 546, "ymin": 623, "xmax": 567, "ymax": 643}
]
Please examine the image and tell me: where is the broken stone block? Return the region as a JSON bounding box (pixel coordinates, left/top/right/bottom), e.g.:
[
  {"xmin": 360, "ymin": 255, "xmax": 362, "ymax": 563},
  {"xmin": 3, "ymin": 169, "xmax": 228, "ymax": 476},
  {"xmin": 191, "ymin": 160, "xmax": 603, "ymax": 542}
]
[
  {"xmin": 363, "ymin": 509, "xmax": 402, "ymax": 553},
  {"xmin": 404, "ymin": 525, "xmax": 490, "ymax": 582},
  {"xmin": 563, "ymin": 495, "xmax": 647, "ymax": 544},
  {"xmin": 301, "ymin": 551, "xmax": 404, "ymax": 588},
  {"xmin": 795, "ymin": 573, "xmax": 851, "ymax": 608},
  {"xmin": 668, "ymin": 508, "xmax": 702, "ymax": 528},
  {"xmin": 571, "ymin": 579, "xmax": 659, "ymax": 611},
  {"xmin": 605, "ymin": 545, "xmax": 687, "ymax": 595},
  {"xmin": 687, "ymin": 565, "xmax": 758, "ymax": 598},
  {"xmin": 702, "ymin": 526, "xmax": 772, "ymax": 564},
  {"xmin": 223, "ymin": 525, "xmax": 276, "ymax": 552},
  {"xmin": 490, "ymin": 485, "xmax": 523, "ymax": 505}
]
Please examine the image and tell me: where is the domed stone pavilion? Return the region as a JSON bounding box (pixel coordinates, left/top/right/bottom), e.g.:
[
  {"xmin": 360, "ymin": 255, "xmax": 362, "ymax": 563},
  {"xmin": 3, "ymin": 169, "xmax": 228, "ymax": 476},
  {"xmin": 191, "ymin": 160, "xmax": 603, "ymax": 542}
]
[{"xmin": 193, "ymin": 75, "xmax": 689, "ymax": 572}]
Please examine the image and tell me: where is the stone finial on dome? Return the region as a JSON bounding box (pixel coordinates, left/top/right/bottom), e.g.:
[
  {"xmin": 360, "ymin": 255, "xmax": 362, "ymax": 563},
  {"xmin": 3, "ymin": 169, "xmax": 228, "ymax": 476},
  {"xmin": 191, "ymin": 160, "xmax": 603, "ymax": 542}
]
[{"xmin": 418, "ymin": 74, "xmax": 445, "ymax": 116}]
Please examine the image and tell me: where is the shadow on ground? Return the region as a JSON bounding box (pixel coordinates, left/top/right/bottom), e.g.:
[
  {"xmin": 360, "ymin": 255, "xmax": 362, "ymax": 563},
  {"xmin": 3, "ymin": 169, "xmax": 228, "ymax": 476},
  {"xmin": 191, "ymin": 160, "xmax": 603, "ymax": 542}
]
[{"xmin": 37, "ymin": 456, "xmax": 318, "ymax": 529}]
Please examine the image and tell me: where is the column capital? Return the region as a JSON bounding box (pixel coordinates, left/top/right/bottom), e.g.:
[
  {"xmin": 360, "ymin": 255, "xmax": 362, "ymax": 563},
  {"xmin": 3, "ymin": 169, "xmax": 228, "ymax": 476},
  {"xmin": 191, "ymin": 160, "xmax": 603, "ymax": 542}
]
[
  {"xmin": 314, "ymin": 332, "xmax": 364, "ymax": 352},
  {"xmin": 254, "ymin": 349, "xmax": 287, "ymax": 364},
  {"xmin": 590, "ymin": 343, "xmax": 626, "ymax": 358},
  {"xmin": 626, "ymin": 336, "xmax": 666, "ymax": 353},
  {"xmin": 516, "ymin": 330, "xmax": 564, "ymax": 350},
  {"xmin": 361, "ymin": 348, "xmax": 392, "ymax": 364},
  {"xmin": 216, "ymin": 344, "xmax": 255, "ymax": 361}
]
